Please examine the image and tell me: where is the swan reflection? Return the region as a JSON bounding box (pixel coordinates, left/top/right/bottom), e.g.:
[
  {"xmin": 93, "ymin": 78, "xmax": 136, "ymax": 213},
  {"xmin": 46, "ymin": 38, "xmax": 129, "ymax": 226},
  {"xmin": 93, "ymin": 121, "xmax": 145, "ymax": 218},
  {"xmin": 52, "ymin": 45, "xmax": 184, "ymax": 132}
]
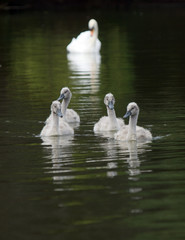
[{"xmin": 67, "ymin": 52, "xmax": 101, "ymax": 94}]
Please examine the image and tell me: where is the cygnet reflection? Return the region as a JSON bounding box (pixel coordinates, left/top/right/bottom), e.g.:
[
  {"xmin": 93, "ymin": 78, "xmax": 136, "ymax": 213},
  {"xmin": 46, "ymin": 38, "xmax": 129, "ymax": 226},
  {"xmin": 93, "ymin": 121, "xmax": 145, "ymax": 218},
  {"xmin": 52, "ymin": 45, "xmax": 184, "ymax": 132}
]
[
  {"xmin": 119, "ymin": 141, "xmax": 152, "ymax": 178},
  {"xmin": 41, "ymin": 135, "xmax": 74, "ymax": 161},
  {"xmin": 99, "ymin": 137, "xmax": 152, "ymax": 179},
  {"xmin": 94, "ymin": 131, "xmax": 117, "ymax": 139}
]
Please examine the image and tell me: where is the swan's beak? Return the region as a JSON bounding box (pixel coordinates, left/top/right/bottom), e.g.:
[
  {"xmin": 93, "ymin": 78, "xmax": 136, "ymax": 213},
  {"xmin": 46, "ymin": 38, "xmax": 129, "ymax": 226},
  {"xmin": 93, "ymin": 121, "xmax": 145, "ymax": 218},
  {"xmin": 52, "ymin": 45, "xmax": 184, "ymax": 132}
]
[
  {"xmin": 57, "ymin": 109, "xmax": 63, "ymax": 118},
  {"xmin": 57, "ymin": 94, "xmax": 65, "ymax": 101},
  {"xmin": 108, "ymin": 101, "xmax": 114, "ymax": 110},
  {"xmin": 90, "ymin": 28, "xmax": 94, "ymax": 37},
  {"xmin": 123, "ymin": 110, "xmax": 131, "ymax": 119}
]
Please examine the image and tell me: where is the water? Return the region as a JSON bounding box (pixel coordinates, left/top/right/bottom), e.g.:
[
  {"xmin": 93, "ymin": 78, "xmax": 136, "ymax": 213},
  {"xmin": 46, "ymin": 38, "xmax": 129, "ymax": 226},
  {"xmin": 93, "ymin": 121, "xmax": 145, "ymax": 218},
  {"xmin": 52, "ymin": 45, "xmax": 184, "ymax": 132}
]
[{"xmin": 1, "ymin": 8, "xmax": 185, "ymax": 240}]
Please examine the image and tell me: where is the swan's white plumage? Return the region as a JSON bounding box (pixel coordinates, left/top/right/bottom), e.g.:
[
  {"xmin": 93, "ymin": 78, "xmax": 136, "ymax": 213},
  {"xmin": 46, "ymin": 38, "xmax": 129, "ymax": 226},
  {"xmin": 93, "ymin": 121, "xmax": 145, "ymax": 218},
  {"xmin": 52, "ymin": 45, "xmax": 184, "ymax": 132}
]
[
  {"xmin": 66, "ymin": 19, "xmax": 101, "ymax": 53},
  {"xmin": 114, "ymin": 102, "xmax": 152, "ymax": 142},
  {"xmin": 93, "ymin": 93, "xmax": 125, "ymax": 132},
  {"xmin": 57, "ymin": 87, "xmax": 80, "ymax": 123},
  {"xmin": 40, "ymin": 100, "xmax": 74, "ymax": 137}
]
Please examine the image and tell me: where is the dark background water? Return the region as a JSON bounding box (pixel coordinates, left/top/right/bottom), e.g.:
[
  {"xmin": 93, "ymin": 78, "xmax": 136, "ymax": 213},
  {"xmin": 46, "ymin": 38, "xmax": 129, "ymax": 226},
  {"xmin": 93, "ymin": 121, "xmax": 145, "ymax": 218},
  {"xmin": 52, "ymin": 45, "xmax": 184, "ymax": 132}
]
[{"xmin": 0, "ymin": 7, "xmax": 185, "ymax": 240}]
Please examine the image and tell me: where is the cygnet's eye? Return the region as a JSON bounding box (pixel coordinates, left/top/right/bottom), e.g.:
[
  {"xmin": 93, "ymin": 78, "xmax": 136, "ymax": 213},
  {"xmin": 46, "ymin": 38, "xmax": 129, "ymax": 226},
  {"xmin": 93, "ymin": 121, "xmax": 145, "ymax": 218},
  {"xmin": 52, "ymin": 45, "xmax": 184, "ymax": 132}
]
[{"xmin": 62, "ymin": 90, "xmax": 67, "ymax": 95}]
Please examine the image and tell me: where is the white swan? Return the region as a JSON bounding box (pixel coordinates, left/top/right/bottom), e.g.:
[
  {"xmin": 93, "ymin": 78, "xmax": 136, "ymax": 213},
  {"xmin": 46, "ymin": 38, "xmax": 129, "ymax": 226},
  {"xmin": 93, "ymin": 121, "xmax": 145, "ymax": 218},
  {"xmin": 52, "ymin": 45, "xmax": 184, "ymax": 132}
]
[
  {"xmin": 114, "ymin": 102, "xmax": 152, "ymax": 142},
  {"xmin": 40, "ymin": 100, "xmax": 74, "ymax": 137},
  {"xmin": 93, "ymin": 93, "xmax": 125, "ymax": 132},
  {"xmin": 57, "ymin": 87, "xmax": 80, "ymax": 123},
  {"xmin": 66, "ymin": 19, "xmax": 101, "ymax": 53}
]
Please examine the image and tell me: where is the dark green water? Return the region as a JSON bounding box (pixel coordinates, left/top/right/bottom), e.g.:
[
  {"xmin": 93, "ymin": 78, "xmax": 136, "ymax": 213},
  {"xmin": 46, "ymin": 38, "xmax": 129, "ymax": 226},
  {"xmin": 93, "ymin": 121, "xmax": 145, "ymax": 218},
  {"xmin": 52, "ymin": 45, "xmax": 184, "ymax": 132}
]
[{"xmin": 0, "ymin": 8, "xmax": 185, "ymax": 240}]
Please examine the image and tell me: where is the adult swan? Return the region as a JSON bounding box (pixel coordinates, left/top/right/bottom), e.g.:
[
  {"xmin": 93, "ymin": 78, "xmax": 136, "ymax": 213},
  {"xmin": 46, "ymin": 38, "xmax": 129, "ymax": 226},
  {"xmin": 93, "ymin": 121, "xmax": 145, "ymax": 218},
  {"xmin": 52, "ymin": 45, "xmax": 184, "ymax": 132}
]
[{"xmin": 66, "ymin": 19, "xmax": 101, "ymax": 53}]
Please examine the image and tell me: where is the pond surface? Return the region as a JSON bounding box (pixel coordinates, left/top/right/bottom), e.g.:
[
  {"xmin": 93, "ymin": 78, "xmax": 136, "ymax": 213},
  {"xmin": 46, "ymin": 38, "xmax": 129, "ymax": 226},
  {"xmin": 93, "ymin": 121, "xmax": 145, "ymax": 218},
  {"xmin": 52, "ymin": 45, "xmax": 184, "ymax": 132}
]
[{"xmin": 1, "ymin": 7, "xmax": 185, "ymax": 240}]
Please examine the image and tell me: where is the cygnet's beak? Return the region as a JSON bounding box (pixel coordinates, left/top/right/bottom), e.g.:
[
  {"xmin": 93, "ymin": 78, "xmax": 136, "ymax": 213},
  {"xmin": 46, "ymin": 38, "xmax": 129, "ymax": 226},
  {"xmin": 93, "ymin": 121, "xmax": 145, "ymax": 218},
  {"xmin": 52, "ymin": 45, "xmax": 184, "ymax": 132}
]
[
  {"xmin": 123, "ymin": 110, "xmax": 131, "ymax": 119},
  {"xmin": 57, "ymin": 109, "xmax": 63, "ymax": 118},
  {"xmin": 108, "ymin": 101, "xmax": 114, "ymax": 110},
  {"xmin": 57, "ymin": 93, "xmax": 65, "ymax": 101}
]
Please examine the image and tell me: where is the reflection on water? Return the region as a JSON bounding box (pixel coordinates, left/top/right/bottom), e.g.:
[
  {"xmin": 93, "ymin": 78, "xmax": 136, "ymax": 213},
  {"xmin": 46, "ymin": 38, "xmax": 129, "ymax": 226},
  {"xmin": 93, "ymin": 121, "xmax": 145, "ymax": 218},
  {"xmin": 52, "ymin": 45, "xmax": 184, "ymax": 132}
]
[
  {"xmin": 41, "ymin": 135, "xmax": 74, "ymax": 162},
  {"xmin": 103, "ymin": 138, "xmax": 152, "ymax": 178},
  {"xmin": 41, "ymin": 131, "xmax": 152, "ymax": 196},
  {"xmin": 41, "ymin": 135, "xmax": 74, "ymax": 148},
  {"xmin": 41, "ymin": 135, "xmax": 75, "ymax": 186},
  {"xmin": 94, "ymin": 130, "xmax": 117, "ymax": 139},
  {"xmin": 41, "ymin": 136, "xmax": 145, "ymax": 196},
  {"xmin": 67, "ymin": 52, "xmax": 101, "ymax": 94}
]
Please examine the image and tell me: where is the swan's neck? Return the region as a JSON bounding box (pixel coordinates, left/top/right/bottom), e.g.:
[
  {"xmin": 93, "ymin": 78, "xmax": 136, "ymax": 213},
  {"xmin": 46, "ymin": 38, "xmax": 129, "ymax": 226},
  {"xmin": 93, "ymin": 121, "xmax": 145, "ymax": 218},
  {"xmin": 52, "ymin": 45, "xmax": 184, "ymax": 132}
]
[
  {"xmin": 61, "ymin": 97, "xmax": 70, "ymax": 116},
  {"xmin": 91, "ymin": 26, "xmax": 98, "ymax": 44},
  {"xmin": 107, "ymin": 107, "xmax": 119, "ymax": 130},
  {"xmin": 94, "ymin": 25, "xmax": 98, "ymax": 38},
  {"xmin": 127, "ymin": 114, "xmax": 138, "ymax": 141}
]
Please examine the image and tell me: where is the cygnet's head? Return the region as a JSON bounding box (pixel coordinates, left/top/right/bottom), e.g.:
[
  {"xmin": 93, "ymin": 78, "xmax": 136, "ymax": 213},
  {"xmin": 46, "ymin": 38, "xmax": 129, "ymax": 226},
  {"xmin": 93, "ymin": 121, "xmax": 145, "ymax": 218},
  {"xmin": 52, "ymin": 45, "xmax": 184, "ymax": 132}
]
[
  {"xmin": 57, "ymin": 87, "xmax": 72, "ymax": 101},
  {"xmin": 124, "ymin": 102, "xmax": 139, "ymax": 118},
  {"xmin": 51, "ymin": 100, "xmax": 63, "ymax": 117},
  {"xmin": 104, "ymin": 93, "xmax": 115, "ymax": 110},
  {"xmin": 88, "ymin": 19, "xmax": 98, "ymax": 36}
]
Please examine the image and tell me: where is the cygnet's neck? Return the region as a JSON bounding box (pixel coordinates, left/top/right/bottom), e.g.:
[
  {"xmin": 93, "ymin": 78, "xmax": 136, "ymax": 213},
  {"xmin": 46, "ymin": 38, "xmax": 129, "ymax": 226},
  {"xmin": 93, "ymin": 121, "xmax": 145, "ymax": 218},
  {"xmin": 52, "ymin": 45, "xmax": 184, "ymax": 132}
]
[
  {"xmin": 107, "ymin": 107, "xmax": 119, "ymax": 129},
  {"xmin": 61, "ymin": 97, "xmax": 71, "ymax": 117},
  {"xmin": 51, "ymin": 111, "xmax": 59, "ymax": 132},
  {"xmin": 127, "ymin": 113, "xmax": 138, "ymax": 141}
]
